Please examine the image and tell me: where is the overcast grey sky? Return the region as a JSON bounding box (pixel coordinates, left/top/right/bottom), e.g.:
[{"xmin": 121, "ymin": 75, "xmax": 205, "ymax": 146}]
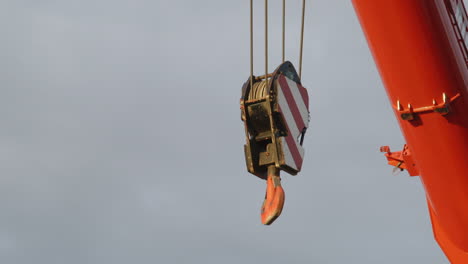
[{"xmin": 1, "ymin": 0, "xmax": 451, "ymax": 263}]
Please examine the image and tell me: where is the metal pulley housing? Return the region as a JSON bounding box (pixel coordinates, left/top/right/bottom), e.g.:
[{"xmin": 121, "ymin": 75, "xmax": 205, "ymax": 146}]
[{"xmin": 241, "ymin": 61, "xmax": 310, "ymax": 179}]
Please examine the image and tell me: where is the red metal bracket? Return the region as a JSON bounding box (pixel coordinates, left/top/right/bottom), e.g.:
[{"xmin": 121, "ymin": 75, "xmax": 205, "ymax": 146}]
[
  {"xmin": 380, "ymin": 144, "xmax": 419, "ymax": 176},
  {"xmin": 393, "ymin": 93, "xmax": 460, "ymax": 120}
]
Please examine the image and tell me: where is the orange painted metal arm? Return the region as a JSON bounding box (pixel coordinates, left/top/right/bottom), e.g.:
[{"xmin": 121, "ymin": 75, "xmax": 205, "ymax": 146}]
[{"xmin": 353, "ymin": 0, "xmax": 468, "ymax": 262}]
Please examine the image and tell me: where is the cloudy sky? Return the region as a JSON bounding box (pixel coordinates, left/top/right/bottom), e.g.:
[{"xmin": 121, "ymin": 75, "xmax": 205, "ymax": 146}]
[{"xmin": 1, "ymin": 0, "xmax": 451, "ymax": 263}]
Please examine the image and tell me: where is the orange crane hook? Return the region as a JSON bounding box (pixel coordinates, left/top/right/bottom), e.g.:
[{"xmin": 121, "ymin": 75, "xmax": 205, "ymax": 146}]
[{"xmin": 261, "ymin": 166, "xmax": 285, "ymax": 225}]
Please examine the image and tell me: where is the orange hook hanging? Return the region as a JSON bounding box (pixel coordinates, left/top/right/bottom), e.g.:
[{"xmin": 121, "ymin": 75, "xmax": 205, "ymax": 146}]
[{"xmin": 261, "ymin": 166, "xmax": 285, "ymax": 225}]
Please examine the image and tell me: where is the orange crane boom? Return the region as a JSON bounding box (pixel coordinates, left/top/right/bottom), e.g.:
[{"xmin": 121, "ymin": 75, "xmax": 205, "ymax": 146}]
[{"xmin": 353, "ymin": 0, "xmax": 468, "ymax": 262}]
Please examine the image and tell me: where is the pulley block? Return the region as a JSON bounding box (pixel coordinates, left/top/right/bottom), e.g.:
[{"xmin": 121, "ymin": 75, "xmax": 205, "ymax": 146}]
[{"xmin": 240, "ymin": 61, "xmax": 310, "ymax": 224}]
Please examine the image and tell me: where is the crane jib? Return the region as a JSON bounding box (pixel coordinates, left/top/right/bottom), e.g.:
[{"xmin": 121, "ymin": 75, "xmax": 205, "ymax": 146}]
[{"xmin": 353, "ymin": 0, "xmax": 468, "ymax": 262}]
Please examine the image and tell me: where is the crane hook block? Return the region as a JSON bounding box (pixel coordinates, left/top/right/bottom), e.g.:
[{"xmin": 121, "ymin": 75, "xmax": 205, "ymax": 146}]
[
  {"xmin": 240, "ymin": 61, "xmax": 310, "ymax": 179},
  {"xmin": 240, "ymin": 62, "xmax": 309, "ymax": 224}
]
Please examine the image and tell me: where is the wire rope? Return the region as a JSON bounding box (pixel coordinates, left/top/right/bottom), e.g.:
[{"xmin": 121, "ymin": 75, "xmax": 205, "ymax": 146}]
[
  {"xmin": 282, "ymin": 0, "xmax": 285, "ymax": 63},
  {"xmin": 299, "ymin": 0, "xmax": 306, "ymax": 79},
  {"xmin": 265, "ymin": 0, "xmax": 269, "ymax": 89},
  {"xmin": 250, "ymin": 0, "xmax": 254, "ymax": 90}
]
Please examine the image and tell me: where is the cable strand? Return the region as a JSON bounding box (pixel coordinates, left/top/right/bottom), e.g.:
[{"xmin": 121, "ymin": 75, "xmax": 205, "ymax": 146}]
[{"xmin": 299, "ymin": 0, "xmax": 306, "ymax": 79}]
